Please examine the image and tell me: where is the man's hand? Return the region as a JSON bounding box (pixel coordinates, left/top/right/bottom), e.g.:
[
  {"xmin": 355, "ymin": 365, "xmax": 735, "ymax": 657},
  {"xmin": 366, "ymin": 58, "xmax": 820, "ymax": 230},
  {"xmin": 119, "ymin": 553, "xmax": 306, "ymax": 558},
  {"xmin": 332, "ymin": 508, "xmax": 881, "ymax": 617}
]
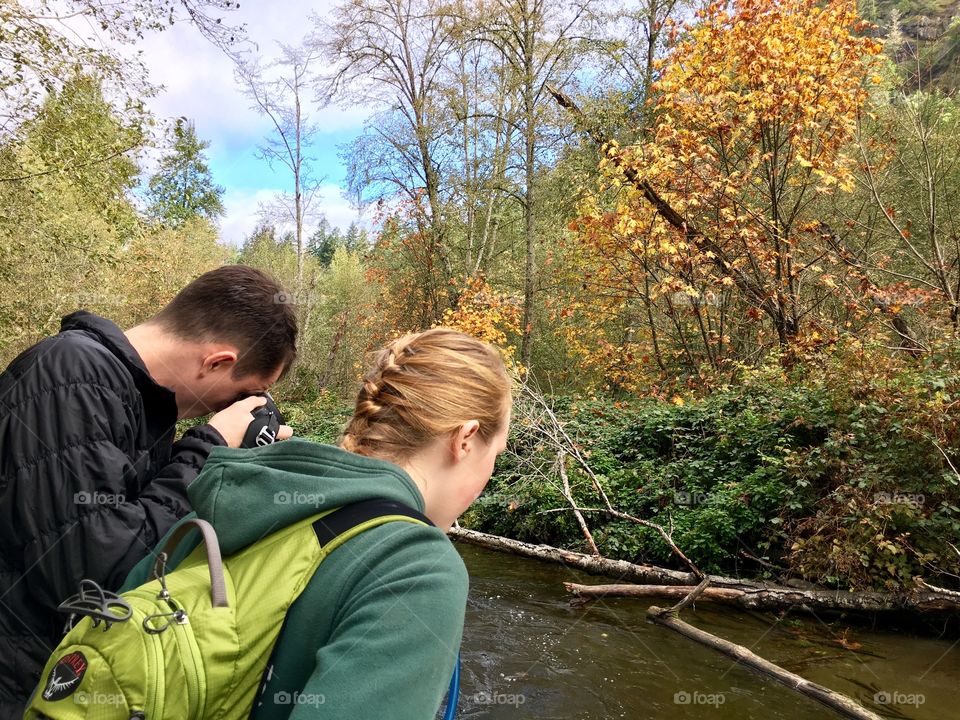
[{"xmin": 208, "ymin": 395, "xmax": 294, "ymax": 448}]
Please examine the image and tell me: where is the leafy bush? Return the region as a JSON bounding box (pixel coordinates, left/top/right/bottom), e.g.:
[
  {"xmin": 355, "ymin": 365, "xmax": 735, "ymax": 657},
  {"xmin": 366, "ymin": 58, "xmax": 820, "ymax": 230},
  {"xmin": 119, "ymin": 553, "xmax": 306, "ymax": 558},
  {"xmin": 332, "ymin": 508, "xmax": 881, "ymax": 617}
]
[
  {"xmin": 280, "ymin": 392, "xmax": 354, "ymax": 444},
  {"xmin": 190, "ymin": 340, "xmax": 960, "ymax": 593},
  {"xmin": 464, "ymin": 341, "xmax": 960, "ymax": 592}
]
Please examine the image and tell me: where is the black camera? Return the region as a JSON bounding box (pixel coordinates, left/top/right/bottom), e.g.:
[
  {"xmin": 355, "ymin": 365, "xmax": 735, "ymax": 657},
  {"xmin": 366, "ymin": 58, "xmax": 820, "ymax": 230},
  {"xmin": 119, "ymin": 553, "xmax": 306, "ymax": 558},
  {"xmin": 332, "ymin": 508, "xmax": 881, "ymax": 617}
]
[{"xmin": 240, "ymin": 392, "xmax": 285, "ymax": 448}]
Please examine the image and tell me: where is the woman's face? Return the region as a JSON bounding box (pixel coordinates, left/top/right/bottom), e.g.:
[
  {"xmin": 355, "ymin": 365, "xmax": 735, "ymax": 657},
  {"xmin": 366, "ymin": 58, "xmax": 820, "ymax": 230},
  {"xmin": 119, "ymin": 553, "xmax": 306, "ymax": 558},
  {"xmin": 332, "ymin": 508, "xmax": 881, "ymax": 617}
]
[
  {"xmin": 451, "ymin": 402, "xmax": 512, "ymax": 521},
  {"xmin": 402, "ymin": 398, "xmax": 512, "ymax": 532}
]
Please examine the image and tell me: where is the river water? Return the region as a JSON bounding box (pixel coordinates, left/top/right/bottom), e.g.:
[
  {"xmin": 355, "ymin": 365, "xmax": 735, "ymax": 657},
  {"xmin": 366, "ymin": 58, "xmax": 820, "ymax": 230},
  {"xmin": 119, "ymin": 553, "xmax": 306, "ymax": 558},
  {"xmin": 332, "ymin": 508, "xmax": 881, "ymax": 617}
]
[{"xmin": 453, "ymin": 544, "xmax": 958, "ymax": 720}]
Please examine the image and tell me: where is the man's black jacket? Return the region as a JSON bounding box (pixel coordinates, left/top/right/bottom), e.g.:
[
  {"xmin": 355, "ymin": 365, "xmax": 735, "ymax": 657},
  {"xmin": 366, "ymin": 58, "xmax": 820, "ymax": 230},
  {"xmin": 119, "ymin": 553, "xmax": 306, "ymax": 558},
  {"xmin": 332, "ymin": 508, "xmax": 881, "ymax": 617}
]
[{"xmin": 0, "ymin": 311, "xmax": 226, "ymax": 717}]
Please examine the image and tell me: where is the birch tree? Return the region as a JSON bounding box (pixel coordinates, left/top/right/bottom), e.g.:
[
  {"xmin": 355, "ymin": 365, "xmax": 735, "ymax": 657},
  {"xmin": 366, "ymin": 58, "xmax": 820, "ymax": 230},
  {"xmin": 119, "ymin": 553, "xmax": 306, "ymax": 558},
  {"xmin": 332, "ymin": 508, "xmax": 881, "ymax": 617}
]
[{"xmin": 236, "ymin": 42, "xmax": 323, "ymax": 294}]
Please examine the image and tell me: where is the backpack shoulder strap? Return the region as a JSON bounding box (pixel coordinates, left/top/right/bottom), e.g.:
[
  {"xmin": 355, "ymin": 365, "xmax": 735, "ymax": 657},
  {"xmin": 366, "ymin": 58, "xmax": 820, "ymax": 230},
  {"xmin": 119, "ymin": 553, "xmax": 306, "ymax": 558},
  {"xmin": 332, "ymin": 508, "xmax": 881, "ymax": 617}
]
[
  {"xmin": 153, "ymin": 517, "xmax": 228, "ymax": 607},
  {"xmin": 312, "ymin": 498, "xmax": 434, "ymax": 550},
  {"xmin": 249, "ymin": 499, "xmax": 435, "ymax": 719}
]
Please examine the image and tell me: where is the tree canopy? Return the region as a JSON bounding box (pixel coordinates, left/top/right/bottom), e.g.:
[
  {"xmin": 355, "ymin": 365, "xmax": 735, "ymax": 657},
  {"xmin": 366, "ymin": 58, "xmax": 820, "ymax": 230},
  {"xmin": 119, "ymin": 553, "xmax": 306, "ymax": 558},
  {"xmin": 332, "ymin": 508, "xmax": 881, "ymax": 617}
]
[{"xmin": 147, "ymin": 119, "xmax": 225, "ymax": 227}]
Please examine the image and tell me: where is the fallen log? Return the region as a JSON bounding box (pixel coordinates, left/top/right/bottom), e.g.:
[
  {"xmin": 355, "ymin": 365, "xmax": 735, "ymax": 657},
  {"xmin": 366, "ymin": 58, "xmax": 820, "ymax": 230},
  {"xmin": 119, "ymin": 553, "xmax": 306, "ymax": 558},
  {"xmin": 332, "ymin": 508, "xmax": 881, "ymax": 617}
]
[
  {"xmin": 449, "ymin": 526, "xmax": 760, "ymax": 589},
  {"xmin": 569, "ymin": 583, "xmax": 743, "ymax": 603},
  {"xmin": 450, "ymin": 527, "xmax": 960, "ymax": 614},
  {"xmin": 566, "ymin": 582, "xmax": 960, "ymax": 614},
  {"xmin": 647, "ymin": 606, "xmax": 885, "ymax": 720}
]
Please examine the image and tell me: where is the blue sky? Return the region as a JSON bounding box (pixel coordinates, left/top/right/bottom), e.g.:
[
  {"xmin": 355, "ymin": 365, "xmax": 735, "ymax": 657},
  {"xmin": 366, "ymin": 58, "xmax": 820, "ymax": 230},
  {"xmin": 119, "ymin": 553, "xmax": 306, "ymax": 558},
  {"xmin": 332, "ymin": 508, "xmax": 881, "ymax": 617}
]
[
  {"xmin": 127, "ymin": 0, "xmax": 373, "ymax": 245},
  {"xmin": 205, "ymin": 125, "xmax": 360, "ymax": 195}
]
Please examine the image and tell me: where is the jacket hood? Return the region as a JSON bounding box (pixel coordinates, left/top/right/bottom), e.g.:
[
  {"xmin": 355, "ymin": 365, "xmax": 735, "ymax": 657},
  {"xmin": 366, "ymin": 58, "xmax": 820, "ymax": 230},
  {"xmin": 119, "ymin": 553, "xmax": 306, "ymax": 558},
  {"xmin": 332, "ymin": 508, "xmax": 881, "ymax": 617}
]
[{"xmin": 186, "ymin": 438, "xmax": 427, "ymax": 555}]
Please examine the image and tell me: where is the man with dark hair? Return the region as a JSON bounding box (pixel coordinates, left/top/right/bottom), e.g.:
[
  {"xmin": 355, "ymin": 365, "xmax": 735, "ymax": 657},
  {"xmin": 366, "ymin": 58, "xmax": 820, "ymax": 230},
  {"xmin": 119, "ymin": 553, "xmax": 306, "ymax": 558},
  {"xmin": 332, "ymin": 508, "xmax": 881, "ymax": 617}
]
[{"xmin": 0, "ymin": 264, "xmax": 298, "ymax": 716}]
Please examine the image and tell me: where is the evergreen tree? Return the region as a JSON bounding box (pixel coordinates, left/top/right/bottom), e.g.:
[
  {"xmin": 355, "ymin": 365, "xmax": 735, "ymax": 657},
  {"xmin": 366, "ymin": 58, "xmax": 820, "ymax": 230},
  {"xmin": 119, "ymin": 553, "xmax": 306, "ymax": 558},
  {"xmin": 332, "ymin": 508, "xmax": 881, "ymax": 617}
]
[
  {"xmin": 342, "ymin": 221, "xmax": 369, "ymax": 253},
  {"xmin": 146, "ymin": 119, "xmax": 224, "ymax": 227},
  {"xmin": 308, "ymin": 219, "xmax": 343, "ymax": 267}
]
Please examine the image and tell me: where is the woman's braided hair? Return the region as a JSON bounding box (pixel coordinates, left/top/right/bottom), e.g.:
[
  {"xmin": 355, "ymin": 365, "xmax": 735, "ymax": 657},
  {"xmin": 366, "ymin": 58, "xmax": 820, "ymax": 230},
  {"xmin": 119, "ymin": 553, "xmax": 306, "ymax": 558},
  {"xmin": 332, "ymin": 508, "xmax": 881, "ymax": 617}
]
[{"xmin": 340, "ymin": 328, "xmax": 511, "ymax": 462}]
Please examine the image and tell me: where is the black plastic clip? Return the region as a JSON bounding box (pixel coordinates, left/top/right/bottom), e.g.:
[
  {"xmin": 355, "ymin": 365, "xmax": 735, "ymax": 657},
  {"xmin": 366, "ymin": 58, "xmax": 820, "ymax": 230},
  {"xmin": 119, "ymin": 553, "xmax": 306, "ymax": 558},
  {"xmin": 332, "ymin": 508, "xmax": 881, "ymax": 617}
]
[{"xmin": 57, "ymin": 578, "xmax": 132, "ymax": 632}]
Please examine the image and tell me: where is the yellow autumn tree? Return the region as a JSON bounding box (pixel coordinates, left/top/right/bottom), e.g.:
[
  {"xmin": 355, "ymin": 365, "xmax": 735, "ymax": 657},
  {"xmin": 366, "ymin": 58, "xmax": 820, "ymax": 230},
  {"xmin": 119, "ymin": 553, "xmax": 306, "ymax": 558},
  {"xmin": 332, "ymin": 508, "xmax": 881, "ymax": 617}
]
[
  {"xmin": 563, "ymin": 0, "xmax": 881, "ymax": 386},
  {"xmin": 439, "ymin": 275, "xmax": 521, "ymax": 364}
]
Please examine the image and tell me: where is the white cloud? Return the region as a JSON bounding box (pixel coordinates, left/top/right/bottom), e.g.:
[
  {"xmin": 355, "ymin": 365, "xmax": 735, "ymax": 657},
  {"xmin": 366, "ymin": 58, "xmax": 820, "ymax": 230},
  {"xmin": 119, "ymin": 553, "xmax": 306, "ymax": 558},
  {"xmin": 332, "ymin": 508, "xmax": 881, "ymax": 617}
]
[
  {"xmin": 218, "ymin": 188, "xmax": 277, "ymax": 246},
  {"xmin": 129, "ymin": 0, "xmax": 374, "ymax": 144},
  {"xmin": 108, "ymin": 0, "xmax": 378, "ymax": 244},
  {"xmin": 319, "ymin": 183, "xmax": 370, "ymax": 232}
]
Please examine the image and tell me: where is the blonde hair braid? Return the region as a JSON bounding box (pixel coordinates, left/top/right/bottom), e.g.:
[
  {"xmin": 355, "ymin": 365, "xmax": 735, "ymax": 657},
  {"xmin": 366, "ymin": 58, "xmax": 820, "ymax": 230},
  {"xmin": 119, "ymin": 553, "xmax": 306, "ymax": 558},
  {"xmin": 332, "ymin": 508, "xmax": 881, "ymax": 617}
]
[{"xmin": 340, "ymin": 328, "xmax": 511, "ymax": 462}]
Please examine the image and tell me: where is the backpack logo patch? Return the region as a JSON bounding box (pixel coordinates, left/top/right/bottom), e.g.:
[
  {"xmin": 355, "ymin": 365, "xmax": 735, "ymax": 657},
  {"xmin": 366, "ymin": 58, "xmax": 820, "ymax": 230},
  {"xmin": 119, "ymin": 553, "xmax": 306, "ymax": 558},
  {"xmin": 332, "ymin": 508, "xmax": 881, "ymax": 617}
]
[{"xmin": 42, "ymin": 651, "xmax": 87, "ymax": 701}]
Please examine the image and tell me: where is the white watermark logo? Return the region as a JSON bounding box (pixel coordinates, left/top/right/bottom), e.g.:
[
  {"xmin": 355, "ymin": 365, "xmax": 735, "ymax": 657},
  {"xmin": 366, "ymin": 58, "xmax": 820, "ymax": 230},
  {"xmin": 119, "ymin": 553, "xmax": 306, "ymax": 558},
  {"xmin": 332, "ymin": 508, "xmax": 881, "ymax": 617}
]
[
  {"xmin": 274, "ymin": 691, "xmax": 325, "ymax": 707},
  {"xmin": 473, "ymin": 691, "xmax": 526, "ymax": 706},
  {"xmin": 273, "ymin": 491, "xmax": 326, "ymax": 507},
  {"xmin": 273, "ymin": 291, "xmax": 321, "ymax": 305},
  {"xmin": 674, "ymin": 491, "xmax": 719, "ymax": 506},
  {"xmin": 674, "ymin": 690, "xmax": 726, "ymax": 707},
  {"xmin": 874, "ymin": 690, "xmax": 925, "ymax": 707},
  {"xmin": 69, "ymin": 292, "xmax": 129, "ymax": 307},
  {"xmin": 74, "ymin": 690, "xmax": 125, "ymax": 706},
  {"xmin": 873, "ymin": 492, "xmax": 925, "ymax": 508},
  {"xmin": 74, "ymin": 491, "xmax": 125, "ymax": 506}
]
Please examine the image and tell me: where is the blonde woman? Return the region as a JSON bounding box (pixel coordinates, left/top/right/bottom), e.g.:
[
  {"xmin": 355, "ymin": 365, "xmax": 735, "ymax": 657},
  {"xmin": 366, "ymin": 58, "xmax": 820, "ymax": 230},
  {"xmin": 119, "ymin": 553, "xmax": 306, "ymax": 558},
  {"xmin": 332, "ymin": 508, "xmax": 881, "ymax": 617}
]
[{"xmin": 119, "ymin": 328, "xmax": 512, "ymax": 719}]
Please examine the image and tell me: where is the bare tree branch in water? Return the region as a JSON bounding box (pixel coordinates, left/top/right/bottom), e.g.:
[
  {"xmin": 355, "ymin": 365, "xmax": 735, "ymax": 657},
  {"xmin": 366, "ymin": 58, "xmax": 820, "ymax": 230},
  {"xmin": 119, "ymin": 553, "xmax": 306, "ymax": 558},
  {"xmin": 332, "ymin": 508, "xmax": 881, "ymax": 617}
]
[{"xmin": 507, "ymin": 378, "xmax": 703, "ymax": 577}]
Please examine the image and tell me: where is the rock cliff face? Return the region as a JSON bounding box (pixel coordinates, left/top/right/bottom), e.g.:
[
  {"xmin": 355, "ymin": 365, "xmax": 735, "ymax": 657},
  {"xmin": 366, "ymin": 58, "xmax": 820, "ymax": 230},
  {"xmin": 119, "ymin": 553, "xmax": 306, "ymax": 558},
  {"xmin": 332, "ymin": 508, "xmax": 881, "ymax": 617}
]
[
  {"xmin": 871, "ymin": 1, "xmax": 960, "ymax": 90},
  {"xmin": 901, "ymin": 11, "xmax": 955, "ymax": 41}
]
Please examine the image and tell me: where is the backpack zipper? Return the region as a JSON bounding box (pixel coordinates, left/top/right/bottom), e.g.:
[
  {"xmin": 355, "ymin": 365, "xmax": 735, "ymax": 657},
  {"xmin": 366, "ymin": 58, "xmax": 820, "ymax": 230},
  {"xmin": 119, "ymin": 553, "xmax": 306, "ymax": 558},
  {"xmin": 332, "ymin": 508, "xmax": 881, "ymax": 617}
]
[
  {"xmin": 172, "ymin": 612, "xmax": 206, "ymax": 717},
  {"xmin": 127, "ymin": 589, "xmax": 203, "ymax": 717},
  {"xmin": 126, "ymin": 601, "xmax": 165, "ymax": 716}
]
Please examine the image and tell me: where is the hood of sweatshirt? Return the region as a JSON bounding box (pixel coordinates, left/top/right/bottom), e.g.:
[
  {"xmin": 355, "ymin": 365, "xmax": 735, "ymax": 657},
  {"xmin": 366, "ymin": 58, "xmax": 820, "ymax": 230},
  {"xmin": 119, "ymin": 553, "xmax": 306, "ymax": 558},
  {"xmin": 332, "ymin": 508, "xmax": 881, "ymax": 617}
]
[{"xmin": 186, "ymin": 437, "xmax": 427, "ymax": 555}]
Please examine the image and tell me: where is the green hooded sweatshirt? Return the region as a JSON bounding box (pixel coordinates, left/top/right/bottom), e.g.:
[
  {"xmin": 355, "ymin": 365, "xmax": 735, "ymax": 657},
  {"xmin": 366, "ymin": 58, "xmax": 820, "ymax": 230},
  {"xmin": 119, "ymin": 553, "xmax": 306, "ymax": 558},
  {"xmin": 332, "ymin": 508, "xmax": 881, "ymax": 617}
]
[{"xmin": 121, "ymin": 438, "xmax": 467, "ymax": 720}]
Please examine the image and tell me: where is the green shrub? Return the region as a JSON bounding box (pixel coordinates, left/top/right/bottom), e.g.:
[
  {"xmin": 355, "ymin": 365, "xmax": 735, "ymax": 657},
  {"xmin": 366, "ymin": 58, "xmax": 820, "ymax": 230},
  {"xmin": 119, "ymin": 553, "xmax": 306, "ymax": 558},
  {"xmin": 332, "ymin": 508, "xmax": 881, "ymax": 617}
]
[
  {"xmin": 280, "ymin": 392, "xmax": 354, "ymax": 444},
  {"xmin": 464, "ymin": 341, "xmax": 960, "ymax": 591}
]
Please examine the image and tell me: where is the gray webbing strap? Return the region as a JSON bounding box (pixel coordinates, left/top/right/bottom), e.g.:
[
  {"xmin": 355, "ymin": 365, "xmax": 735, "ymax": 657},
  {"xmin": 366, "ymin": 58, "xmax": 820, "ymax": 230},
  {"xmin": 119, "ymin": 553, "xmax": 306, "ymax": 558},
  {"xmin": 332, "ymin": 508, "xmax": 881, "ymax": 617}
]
[{"xmin": 154, "ymin": 518, "xmax": 228, "ymax": 608}]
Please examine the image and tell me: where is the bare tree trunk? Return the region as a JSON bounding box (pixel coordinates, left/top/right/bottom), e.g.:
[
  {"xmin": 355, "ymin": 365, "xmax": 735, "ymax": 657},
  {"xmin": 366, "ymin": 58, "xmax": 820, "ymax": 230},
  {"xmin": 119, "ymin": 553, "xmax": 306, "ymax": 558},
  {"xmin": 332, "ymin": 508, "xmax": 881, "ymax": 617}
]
[
  {"xmin": 294, "ymin": 76, "xmax": 304, "ymax": 294},
  {"xmin": 477, "ymin": 0, "xmax": 590, "ymax": 365},
  {"xmin": 557, "ymin": 452, "xmax": 599, "ymax": 555},
  {"xmin": 319, "ymin": 310, "xmax": 348, "ymax": 390},
  {"xmin": 236, "ymin": 43, "xmax": 320, "ymax": 299},
  {"xmin": 321, "ymin": 0, "xmax": 456, "ymax": 320},
  {"xmin": 520, "ymin": 0, "xmax": 536, "ymax": 368}
]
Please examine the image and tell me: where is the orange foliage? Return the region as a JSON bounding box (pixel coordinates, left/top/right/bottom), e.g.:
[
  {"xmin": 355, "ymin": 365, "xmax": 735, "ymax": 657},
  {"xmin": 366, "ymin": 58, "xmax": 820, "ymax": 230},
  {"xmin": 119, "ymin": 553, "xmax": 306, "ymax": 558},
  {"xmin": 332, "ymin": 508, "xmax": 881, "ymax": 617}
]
[
  {"xmin": 439, "ymin": 275, "xmax": 521, "ymax": 364},
  {"xmin": 650, "ymin": 0, "xmax": 879, "ymax": 199},
  {"xmin": 562, "ymin": 0, "xmax": 883, "ymax": 388}
]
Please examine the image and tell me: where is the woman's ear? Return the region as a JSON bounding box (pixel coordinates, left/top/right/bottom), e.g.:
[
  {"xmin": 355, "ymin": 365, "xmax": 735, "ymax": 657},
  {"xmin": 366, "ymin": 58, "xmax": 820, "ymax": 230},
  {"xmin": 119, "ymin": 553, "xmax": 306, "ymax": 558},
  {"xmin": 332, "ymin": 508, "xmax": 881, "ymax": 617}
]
[{"xmin": 450, "ymin": 420, "xmax": 480, "ymax": 460}]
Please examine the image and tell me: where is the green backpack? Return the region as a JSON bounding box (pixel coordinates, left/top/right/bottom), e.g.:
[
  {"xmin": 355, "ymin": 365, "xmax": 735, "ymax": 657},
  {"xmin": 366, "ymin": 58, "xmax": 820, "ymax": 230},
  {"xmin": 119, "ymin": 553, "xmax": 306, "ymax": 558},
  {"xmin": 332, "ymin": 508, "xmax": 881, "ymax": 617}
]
[{"xmin": 25, "ymin": 499, "xmax": 431, "ymax": 719}]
